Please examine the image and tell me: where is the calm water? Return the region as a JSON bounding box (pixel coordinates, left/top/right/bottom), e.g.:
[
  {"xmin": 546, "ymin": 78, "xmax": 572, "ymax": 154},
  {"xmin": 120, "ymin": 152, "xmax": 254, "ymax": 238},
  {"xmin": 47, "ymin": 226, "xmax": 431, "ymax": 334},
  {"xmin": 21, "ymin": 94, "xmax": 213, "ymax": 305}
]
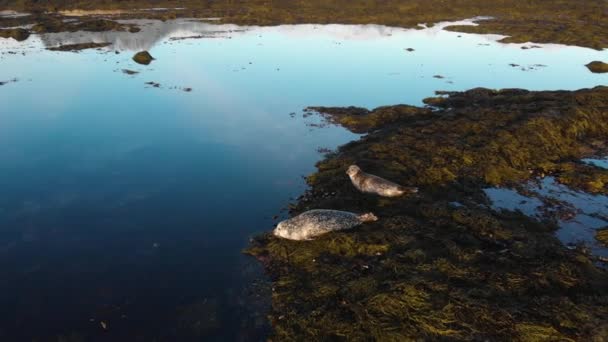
[
  {"xmin": 485, "ymin": 177, "xmax": 608, "ymax": 257},
  {"xmin": 1, "ymin": 18, "xmax": 607, "ymax": 341}
]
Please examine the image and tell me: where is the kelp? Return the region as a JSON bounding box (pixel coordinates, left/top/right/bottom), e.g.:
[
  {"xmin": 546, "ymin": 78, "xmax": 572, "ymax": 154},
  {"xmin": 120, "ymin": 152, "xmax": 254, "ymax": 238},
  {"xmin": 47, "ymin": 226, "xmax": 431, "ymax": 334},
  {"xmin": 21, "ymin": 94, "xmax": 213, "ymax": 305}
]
[{"xmin": 246, "ymin": 87, "xmax": 608, "ymax": 340}]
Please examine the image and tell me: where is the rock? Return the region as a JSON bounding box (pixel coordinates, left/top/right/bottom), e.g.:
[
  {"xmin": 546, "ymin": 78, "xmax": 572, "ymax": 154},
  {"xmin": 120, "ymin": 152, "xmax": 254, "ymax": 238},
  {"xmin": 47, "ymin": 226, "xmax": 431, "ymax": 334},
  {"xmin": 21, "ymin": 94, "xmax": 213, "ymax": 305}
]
[
  {"xmin": 122, "ymin": 69, "xmax": 139, "ymax": 75},
  {"xmin": 586, "ymin": 61, "xmax": 608, "ymax": 73},
  {"xmin": 145, "ymin": 81, "xmax": 161, "ymax": 88},
  {"xmin": 133, "ymin": 51, "xmax": 154, "ymax": 65},
  {"xmin": 0, "ymin": 28, "xmax": 30, "ymax": 41}
]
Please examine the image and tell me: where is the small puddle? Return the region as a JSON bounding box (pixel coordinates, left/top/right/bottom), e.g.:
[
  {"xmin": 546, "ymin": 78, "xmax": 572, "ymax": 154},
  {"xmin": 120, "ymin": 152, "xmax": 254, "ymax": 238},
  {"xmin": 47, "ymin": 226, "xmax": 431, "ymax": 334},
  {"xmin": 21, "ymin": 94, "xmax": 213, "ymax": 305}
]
[
  {"xmin": 485, "ymin": 177, "xmax": 608, "ymax": 257},
  {"xmin": 583, "ymin": 157, "xmax": 608, "ymax": 170}
]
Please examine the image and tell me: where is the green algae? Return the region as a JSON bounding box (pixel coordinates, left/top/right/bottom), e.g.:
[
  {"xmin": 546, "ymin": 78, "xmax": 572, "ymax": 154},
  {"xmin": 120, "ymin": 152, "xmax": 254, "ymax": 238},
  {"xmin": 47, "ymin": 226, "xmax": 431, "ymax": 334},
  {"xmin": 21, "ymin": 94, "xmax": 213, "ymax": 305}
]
[{"xmin": 246, "ymin": 87, "xmax": 608, "ymax": 340}]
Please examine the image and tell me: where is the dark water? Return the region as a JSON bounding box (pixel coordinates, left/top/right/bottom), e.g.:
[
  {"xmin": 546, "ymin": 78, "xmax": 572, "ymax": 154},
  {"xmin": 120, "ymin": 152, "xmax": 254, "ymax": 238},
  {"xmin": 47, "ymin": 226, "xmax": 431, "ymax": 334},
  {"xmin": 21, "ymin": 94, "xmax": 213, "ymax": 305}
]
[{"xmin": 0, "ymin": 18, "xmax": 607, "ymax": 341}]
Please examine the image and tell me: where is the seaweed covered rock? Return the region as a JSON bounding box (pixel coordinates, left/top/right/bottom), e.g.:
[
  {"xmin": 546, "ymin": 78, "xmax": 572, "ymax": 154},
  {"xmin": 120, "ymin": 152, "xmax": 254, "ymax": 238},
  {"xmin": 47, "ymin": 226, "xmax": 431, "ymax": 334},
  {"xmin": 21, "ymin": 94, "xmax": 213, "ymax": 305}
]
[
  {"xmin": 597, "ymin": 228, "xmax": 608, "ymax": 247},
  {"xmin": 586, "ymin": 61, "xmax": 608, "ymax": 73},
  {"xmin": 0, "ymin": 28, "xmax": 30, "ymax": 41},
  {"xmin": 247, "ymin": 86, "xmax": 608, "ymax": 340},
  {"xmin": 133, "ymin": 51, "xmax": 154, "ymax": 65},
  {"xmin": 312, "ymin": 87, "xmax": 608, "ymax": 190}
]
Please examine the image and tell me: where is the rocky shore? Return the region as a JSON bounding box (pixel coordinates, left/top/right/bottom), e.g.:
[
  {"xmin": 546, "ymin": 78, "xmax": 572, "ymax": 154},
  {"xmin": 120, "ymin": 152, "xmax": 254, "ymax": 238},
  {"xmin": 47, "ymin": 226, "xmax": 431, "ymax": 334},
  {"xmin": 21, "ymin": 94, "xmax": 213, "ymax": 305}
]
[{"xmin": 246, "ymin": 87, "xmax": 608, "ymax": 340}]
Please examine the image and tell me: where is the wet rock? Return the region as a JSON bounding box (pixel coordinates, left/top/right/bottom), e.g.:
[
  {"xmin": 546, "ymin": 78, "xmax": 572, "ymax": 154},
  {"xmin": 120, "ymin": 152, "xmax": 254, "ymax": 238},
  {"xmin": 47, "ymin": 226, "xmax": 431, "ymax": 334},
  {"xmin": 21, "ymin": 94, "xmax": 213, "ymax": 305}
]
[
  {"xmin": 133, "ymin": 51, "xmax": 154, "ymax": 65},
  {"xmin": 0, "ymin": 28, "xmax": 30, "ymax": 41},
  {"xmin": 48, "ymin": 42, "xmax": 111, "ymax": 52},
  {"xmin": 586, "ymin": 61, "xmax": 608, "ymax": 73},
  {"xmin": 0, "ymin": 78, "xmax": 18, "ymax": 86}
]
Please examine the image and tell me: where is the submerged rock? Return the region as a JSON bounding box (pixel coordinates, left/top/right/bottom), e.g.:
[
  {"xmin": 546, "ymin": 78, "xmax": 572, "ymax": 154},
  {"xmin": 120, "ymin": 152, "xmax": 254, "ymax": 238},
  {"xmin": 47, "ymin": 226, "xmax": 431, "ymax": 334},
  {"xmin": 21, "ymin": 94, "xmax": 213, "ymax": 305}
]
[
  {"xmin": 0, "ymin": 28, "xmax": 30, "ymax": 41},
  {"xmin": 586, "ymin": 61, "xmax": 608, "ymax": 73},
  {"xmin": 273, "ymin": 210, "xmax": 378, "ymax": 240},
  {"xmin": 133, "ymin": 51, "xmax": 154, "ymax": 65}
]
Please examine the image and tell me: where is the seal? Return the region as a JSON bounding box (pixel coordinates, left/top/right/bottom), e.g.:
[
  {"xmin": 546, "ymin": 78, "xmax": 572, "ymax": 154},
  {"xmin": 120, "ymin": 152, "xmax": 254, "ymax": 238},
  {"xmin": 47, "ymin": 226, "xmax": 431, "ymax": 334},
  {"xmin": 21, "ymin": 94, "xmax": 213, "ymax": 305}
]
[
  {"xmin": 346, "ymin": 165, "xmax": 418, "ymax": 197},
  {"xmin": 273, "ymin": 209, "xmax": 378, "ymax": 240}
]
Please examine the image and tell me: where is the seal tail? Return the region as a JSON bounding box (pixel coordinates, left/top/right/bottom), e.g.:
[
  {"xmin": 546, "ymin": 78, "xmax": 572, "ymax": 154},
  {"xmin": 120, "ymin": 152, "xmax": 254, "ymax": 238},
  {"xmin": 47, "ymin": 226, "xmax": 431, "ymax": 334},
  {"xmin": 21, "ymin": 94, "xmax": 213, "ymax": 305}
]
[{"xmin": 358, "ymin": 212, "xmax": 379, "ymax": 222}]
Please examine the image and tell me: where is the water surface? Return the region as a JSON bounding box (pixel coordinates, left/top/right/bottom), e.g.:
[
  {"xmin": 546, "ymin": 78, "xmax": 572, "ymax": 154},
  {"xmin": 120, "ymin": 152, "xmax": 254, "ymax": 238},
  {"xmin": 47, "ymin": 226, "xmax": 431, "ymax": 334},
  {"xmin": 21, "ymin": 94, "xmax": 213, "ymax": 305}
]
[{"xmin": 1, "ymin": 18, "xmax": 607, "ymax": 340}]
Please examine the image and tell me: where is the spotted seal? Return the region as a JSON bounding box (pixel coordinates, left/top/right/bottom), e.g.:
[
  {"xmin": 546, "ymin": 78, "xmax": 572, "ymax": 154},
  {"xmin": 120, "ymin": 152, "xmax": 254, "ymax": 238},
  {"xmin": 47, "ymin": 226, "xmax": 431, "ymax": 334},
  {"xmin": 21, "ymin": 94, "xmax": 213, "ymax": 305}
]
[
  {"xmin": 273, "ymin": 209, "xmax": 378, "ymax": 240},
  {"xmin": 346, "ymin": 165, "xmax": 418, "ymax": 197}
]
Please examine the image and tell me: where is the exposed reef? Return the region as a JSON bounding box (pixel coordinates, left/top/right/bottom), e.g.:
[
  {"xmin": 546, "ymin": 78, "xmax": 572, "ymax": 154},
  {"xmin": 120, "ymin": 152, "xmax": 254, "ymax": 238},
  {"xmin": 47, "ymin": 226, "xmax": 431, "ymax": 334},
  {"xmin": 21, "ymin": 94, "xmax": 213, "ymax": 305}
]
[{"xmin": 246, "ymin": 87, "xmax": 608, "ymax": 340}]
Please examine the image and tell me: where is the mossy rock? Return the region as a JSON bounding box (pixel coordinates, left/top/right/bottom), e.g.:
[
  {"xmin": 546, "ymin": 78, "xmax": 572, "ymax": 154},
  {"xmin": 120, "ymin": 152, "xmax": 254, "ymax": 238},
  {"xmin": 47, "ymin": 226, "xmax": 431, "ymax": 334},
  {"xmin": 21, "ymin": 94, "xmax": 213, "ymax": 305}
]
[
  {"xmin": 133, "ymin": 51, "xmax": 155, "ymax": 65},
  {"xmin": 0, "ymin": 28, "xmax": 30, "ymax": 41},
  {"xmin": 586, "ymin": 61, "xmax": 608, "ymax": 73}
]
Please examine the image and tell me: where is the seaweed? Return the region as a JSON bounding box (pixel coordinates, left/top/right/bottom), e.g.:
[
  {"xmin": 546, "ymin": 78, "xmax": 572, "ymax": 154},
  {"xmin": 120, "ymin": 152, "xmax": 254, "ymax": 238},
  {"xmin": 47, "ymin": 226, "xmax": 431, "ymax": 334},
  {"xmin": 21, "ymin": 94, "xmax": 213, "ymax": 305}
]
[
  {"xmin": 597, "ymin": 229, "xmax": 608, "ymax": 248},
  {"xmin": 246, "ymin": 87, "xmax": 608, "ymax": 340}
]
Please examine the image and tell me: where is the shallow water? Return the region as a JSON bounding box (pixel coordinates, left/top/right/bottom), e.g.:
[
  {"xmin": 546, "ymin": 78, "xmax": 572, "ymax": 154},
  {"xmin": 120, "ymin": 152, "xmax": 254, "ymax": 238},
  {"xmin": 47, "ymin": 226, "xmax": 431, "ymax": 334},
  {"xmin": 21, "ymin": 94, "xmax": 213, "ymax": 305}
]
[
  {"xmin": 1, "ymin": 18, "xmax": 607, "ymax": 340},
  {"xmin": 485, "ymin": 177, "xmax": 608, "ymax": 257}
]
